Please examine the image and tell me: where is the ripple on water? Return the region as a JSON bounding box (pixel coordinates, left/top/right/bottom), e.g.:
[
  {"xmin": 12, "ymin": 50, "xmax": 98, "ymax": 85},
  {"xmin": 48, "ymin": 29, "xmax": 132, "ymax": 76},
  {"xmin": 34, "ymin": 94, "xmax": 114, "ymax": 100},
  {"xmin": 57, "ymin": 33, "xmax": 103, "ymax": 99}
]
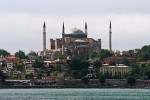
[{"xmin": 0, "ymin": 89, "xmax": 150, "ymax": 100}]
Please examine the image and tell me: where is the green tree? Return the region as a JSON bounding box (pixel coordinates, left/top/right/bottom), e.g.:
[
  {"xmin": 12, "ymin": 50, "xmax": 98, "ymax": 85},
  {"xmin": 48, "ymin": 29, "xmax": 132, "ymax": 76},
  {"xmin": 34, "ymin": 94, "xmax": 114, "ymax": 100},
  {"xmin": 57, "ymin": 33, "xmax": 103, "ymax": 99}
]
[
  {"xmin": 0, "ymin": 49, "xmax": 10, "ymax": 57},
  {"xmin": 122, "ymin": 57, "xmax": 130, "ymax": 66},
  {"xmin": 136, "ymin": 45, "xmax": 150, "ymax": 61},
  {"xmin": 80, "ymin": 69, "xmax": 88, "ymax": 78},
  {"xmin": 25, "ymin": 74, "xmax": 29, "ymax": 79},
  {"xmin": 89, "ymin": 51, "xmax": 97, "ymax": 59},
  {"xmin": 144, "ymin": 70, "xmax": 150, "ymax": 79},
  {"xmin": 109, "ymin": 61, "xmax": 116, "ymax": 66},
  {"xmin": 0, "ymin": 71, "xmax": 7, "ymax": 82},
  {"xmin": 130, "ymin": 64, "xmax": 140, "ymax": 77},
  {"xmin": 55, "ymin": 65, "xmax": 61, "ymax": 72},
  {"xmin": 141, "ymin": 45, "xmax": 150, "ymax": 53},
  {"xmin": 57, "ymin": 55, "xmax": 67, "ymax": 59},
  {"xmin": 81, "ymin": 77, "xmax": 89, "ymax": 85},
  {"xmin": 113, "ymin": 71, "xmax": 122, "ymax": 79},
  {"xmin": 29, "ymin": 73, "xmax": 34, "ymax": 79},
  {"xmin": 93, "ymin": 60, "xmax": 102, "ymax": 76},
  {"xmin": 15, "ymin": 50, "xmax": 26, "ymax": 59},
  {"xmin": 99, "ymin": 49, "xmax": 114, "ymax": 59},
  {"xmin": 16, "ymin": 60, "xmax": 24, "ymax": 72},
  {"xmin": 32, "ymin": 59, "xmax": 44, "ymax": 68},
  {"xmin": 37, "ymin": 73, "xmax": 42, "ymax": 79},
  {"xmin": 99, "ymin": 75, "xmax": 106, "ymax": 85},
  {"xmin": 104, "ymin": 70, "xmax": 112, "ymax": 79},
  {"xmin": 72, "ymin": 70, "xmax": 79, "ymax": 79},
  {"xmin": 93, "ymin": 60, "xmax": 102, "ymax": 68},
  {"xmin": 127, "ymin": 76, "xmax": 136, "ymax": 86},
  {"xmin": 68, "ymin": 56, "xmax": 89, "ymax": 71}
]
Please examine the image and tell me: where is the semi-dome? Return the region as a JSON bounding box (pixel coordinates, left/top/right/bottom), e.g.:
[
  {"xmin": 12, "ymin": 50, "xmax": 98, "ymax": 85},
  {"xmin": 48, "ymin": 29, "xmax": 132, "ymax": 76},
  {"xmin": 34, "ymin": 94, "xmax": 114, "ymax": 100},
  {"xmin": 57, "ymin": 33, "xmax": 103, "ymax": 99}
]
[
  {"xmin": 73, "ymin": 39, "xmax": 87, "ymax": 43},
  {"xmin": 65, "ymin": 28, "xmax": 87, "ymax": 38}
]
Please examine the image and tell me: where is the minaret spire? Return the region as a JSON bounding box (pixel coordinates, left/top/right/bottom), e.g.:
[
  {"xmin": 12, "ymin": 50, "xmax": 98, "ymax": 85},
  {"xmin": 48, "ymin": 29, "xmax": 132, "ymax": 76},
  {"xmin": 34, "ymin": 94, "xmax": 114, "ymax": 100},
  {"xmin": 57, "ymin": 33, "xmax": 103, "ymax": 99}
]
[
  {"xmin": 85, "ymin": 22, "xmax": 88, "ymax": 37},
  {"xmin": 109, "ymin": 21, "xmax": 111, "ymax": 28},
  {"xmin": 109, "ymin": 20, "xmax": 112, "ymax": 51},
  {"xmin": 62, "ymin": 22, "xmax": 65, "ymax": 33},
  {"xmin": 43, "ymin": 21, "xmax": 46, "ymax": 56},
  {"xmin": 62, "ymin": 22, "xmax": 65, "ymax": 55},
  {"xmin": 43, "ymin": 21, "xmax": 46, "ymax": 28}
]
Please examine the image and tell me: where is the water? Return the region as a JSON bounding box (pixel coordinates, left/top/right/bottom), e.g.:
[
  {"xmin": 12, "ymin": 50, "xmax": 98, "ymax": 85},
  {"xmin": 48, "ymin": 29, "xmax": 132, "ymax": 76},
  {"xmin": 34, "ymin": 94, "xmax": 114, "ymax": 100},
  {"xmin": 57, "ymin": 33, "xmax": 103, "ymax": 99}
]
[{"xmin": 0, "ymin": 88, "xmax": 150, "ymax": 100}]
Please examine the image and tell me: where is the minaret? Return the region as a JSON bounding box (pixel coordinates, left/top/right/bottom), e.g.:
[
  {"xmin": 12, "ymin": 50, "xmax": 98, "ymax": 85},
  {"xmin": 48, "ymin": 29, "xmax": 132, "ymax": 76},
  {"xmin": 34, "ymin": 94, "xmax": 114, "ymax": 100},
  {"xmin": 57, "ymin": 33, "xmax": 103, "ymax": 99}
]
[
  {"xmin": 85, "ymin": 22, "xmax": 88, "ymax": 37},
  {"xmin": 62, "ymin": 22, "xmax": 65, "ymax": 55},
  {"xmin": 43, "ymin": 21, "xmax": 46, "ymax": 56},
  {"xmin": 109, "ymin": 21, "xmax": 112, "ymax": 51}
]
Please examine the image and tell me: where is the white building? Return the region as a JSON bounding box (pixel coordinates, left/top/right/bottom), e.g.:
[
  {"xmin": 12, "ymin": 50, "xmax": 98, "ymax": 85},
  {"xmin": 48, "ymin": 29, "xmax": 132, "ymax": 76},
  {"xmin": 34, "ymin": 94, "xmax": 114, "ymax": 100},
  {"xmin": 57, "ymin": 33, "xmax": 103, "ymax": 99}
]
[
  {"xmin": 100, "ymin": 64, "xmax": 130, "ymax": 77},
  {"xmin": 7, "ymin": 62, "xmax": 13, "ymax": 69}
]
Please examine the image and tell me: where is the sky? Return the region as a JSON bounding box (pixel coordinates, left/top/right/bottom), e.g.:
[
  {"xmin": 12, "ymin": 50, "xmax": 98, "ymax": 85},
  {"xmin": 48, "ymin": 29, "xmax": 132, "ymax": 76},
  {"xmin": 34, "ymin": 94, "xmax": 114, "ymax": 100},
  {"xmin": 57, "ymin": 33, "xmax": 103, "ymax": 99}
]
[{"xmin": 0, "ymin": 0, "xmax": 150, "ymax": 54}]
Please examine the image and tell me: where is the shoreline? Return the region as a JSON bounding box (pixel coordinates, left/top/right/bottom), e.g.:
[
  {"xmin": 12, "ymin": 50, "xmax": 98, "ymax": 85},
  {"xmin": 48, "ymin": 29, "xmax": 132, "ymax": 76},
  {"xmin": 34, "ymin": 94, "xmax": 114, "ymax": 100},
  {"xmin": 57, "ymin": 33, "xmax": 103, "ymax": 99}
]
[{"xmin": 1, "ymin": 85, "xmax": 150, "ymax": 89}]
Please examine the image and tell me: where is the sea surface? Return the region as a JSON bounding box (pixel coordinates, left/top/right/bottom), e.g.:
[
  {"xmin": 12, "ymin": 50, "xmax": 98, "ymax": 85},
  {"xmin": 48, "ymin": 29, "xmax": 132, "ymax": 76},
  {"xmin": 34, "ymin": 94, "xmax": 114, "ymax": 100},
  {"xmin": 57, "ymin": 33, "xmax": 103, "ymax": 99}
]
[{"xmin": 0, "ymin": 88, "xmax": 150, "ymax": 100}]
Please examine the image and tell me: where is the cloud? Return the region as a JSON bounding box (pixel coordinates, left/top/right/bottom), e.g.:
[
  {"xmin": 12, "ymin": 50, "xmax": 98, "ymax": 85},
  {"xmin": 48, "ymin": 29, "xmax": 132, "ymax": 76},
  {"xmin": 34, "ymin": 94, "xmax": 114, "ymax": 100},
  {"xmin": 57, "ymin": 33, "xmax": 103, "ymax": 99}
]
[{"xmin": 0, "ymin": 0, "xmax": 150, "ymax": 54}]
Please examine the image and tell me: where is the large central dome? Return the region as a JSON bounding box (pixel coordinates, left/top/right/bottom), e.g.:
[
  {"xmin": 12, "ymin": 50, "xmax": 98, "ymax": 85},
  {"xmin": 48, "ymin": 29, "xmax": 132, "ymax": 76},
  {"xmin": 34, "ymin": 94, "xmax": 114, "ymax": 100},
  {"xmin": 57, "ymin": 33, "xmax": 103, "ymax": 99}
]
[
  {"xmin": 65, "ymin": 28, "xmax": 87, "ymax": 38},
  {"xmin": 66, "ymin": 28, "xmax": 85, "ymax": 35}
]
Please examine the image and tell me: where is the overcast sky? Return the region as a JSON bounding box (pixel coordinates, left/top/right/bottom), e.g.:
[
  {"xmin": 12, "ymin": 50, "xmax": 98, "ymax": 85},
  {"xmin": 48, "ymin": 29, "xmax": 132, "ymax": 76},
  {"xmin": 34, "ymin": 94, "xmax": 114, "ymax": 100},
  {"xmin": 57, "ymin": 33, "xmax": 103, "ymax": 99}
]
[{"xmin": 0, "ymin": 0, "xmax": 150, "ymax": 54}]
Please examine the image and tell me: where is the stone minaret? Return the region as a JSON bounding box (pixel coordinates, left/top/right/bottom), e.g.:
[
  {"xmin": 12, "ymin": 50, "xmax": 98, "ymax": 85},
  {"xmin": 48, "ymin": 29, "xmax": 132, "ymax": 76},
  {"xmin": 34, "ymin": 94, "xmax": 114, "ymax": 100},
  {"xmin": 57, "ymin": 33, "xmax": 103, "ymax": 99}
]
[
  {"xmin": 109, "ymin": 21, "xmax": 112, "ymax": 51},
  {"xmin": 62, "ymin": 22, "xmax": 65, "ymax": 55},
  {"xmin": 85, "ymin": 22, "xmax": 87, "ymax": 37},
  {"xmin": 43, "ymin": 21, "xmax": 46, "ymax": 56}
]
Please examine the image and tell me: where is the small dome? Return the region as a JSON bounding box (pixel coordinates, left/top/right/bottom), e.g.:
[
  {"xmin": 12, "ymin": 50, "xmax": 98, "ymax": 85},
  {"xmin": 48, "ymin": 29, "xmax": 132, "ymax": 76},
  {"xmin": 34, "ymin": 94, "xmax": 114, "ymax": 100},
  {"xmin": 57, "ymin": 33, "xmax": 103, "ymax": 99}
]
[{"xmin": 27, "ymin": 50, "xmax": 37, "ymax": 56}]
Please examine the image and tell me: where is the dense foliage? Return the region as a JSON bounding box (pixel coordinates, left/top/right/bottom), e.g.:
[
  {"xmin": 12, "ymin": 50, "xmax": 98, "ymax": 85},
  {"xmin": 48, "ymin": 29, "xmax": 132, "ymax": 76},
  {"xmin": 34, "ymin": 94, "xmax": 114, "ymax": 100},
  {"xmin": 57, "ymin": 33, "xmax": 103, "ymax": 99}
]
[
  {"xmin": 67, "ymin": 56, "xmax": 90, "ymax": 71},
  {"xmin": 127, "ymin": 76, "xmax": 136, "ymax": 86},
  {"xmin": 81, "ymin": 77, "xmax": 89, "ymax": 85},
  {"xmin": 99, "ymin": 75, "xmax": 106, "ymax": 85},
  {"xmin": 32, "ymin": 59, "xmax": 44, "ymax": 68},
  {"xmin": 0, "ymin": 49, "xmax": 10, "ymax": 57},
  {"xmin": 14, "ymin": 50, "xmax": 26, "ymax": 59},
  {"xmin": 122, "ymin": 45, "xmax": 150, "ymax": 61},
  {"xmin": 130, "ymin": 63, "xmax": 150, "ymax": 80}
]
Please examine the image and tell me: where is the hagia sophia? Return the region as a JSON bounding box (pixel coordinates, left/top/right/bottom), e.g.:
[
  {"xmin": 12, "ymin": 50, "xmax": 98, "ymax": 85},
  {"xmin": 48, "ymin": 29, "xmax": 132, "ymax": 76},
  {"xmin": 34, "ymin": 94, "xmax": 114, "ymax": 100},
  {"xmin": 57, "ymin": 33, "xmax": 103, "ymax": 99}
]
[{"xmin": 38, "ymin": 21, "xmax": 112, "ymax": 60}]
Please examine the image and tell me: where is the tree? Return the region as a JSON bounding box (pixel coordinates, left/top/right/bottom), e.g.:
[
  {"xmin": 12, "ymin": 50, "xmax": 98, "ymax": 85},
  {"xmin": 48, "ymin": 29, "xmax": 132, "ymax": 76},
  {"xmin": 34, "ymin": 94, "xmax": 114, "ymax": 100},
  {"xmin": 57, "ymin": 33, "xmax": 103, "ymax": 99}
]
[
  {"xmin": 89, "ymin": 51, "xmax": 97, "ymax": 59},
  {"xmin": 55, "ymin": 65, "xmax": 61, "ymax": 72},
  {"xmin": 127, "ymin": 76, "xmax": 136, "ymax": 86},
  {"xmin": 104, "ymin": 70, "xmax": 112, "ymax": 79},
  {"xmin": 99, "ymin": 49, "xmax": 114, "ymax": 59},
  {"xmin": 15, "ymin": 50, "xmax": 26, "ymax": 59},
  {"xmin": 113, "ymin": 71, "xmax": 122, "ymax": 79},
  {"xmin": 122, "ymin": 57, "xmax": 130, "ymax": 66},
  {"xmin": 0, "ymin": 49, "xmax": 10, "ymax": 57},
  {"xmin": 57, "ymin": 55, "xmax": 67, "ymax": 59},
  {"xmin": 93, "ymin": 60, "xmax": 102, "ymax": 68},
  {"xmin": 68, "ymin": 56, "xmax": 89, "ymax": 71},
  {"xmin": 99, "ymin": 75, "xmax": 106, "ymax": 85},
  {"xmin": 29, "ymin": 73, "xmax": 34, "ymax": 79},
  {"xmin": 109, "ymin": 61, "xmax": 116, "ymax": 66},
  {"xmin": 32, "ymin": 59, "xmax": 44, "ymax": 68},
  {"xmin": 93, "ymin": 60, "xmax": 102, "ymax": 76},
  {"xmin": 25, "ymin": 74, "xmax": 29, "ymax": 79},
  {"xmin": 0, "ymin": 71, "xmax": 7, "ymax": 82},
  {"xmin": 80, "ymin": 69, "xmax": 88, "ymax": 78},
  {"xmin": 144, "ymin": 70, "xmax": 150, "ymax": 79},
  {"xmin": 130, "ymin": 64, "xmax": 140, "ymax": 77},
  {"xmin": 72, "ymin": 70, "xmax": 79, "ymax": 79},
  {"xmin": 81, "ymin": 77, "xmax": 89, "ymax": 85},
  {"xmin": 136, "ymin": 45, "xmax": 150, "ymax": 61}
]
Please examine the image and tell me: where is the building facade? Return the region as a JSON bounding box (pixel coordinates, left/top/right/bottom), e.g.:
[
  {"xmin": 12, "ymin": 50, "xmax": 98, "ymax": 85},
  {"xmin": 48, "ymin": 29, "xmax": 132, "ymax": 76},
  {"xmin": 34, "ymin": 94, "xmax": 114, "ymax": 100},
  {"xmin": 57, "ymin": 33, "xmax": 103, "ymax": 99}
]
[
  {"xmin": 49, "ymin": 22, "xmax": 101, "ymax": 56},
  {"xmin": 100, "ymin": 64, "xmax": 130, "ymax": 77}
]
